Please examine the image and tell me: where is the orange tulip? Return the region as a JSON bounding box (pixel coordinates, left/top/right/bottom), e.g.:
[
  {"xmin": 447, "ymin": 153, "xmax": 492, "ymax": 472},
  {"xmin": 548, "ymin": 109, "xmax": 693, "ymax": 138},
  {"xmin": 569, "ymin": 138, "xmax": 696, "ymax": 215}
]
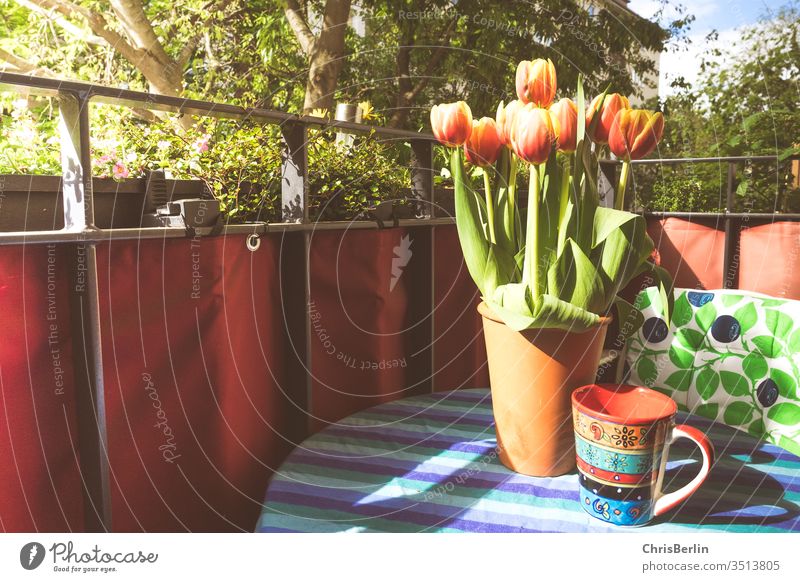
[
  {"xmin": 464, "ymin": 117, "xmax": 503, "ymax": 167},
  {"xmin": 608, "ymin": 109, "xmax": 665, "ymax": 161},
  {"xmin": 515, "ymin": 59, "xmax": 557, "ymax": 107},
  {"xmin": 549, "ymin": 98, "xmax": 578, "ymax": 153},
  {"xmin": 430, "ymin": 101, "xmax": 473, "ymax": 147},
  {"xmin": 510, "ymin": 104, "xmax": 558, "ymax": 165},
  {"xmin": 586, "ymin": 93, "xmax": 630, "ymax": 144},
  {"xmin": 495, "ymin": 100, "xmax": 523, "ymax": 147}
]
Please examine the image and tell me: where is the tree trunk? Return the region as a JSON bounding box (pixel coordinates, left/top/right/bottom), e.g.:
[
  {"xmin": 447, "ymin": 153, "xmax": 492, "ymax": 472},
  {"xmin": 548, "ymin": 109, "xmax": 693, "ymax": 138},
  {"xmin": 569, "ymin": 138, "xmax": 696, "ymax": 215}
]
[{"xmin": 302, "ymin": 0, "xmax": 352, "ymax": 113}]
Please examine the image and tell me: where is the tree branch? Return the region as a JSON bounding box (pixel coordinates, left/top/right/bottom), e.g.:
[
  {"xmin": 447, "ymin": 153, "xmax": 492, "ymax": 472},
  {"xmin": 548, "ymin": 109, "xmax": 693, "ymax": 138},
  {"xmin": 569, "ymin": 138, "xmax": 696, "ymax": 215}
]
[
  {"xmin": 109, "ymin": 0, "xmax": 174, "ymax": 69},
  {"xmin": 284, "ymin": 0, "xmax": 316, "ymax": 55},
  {"xmin": 14, "ymin": 0, "xmax": 105, "ymax": 45},
  {"xmin": 0, "ymin": 47, "xmax": 46, "ymax": 74},
  {"xmin": 21, "ymin": 0, "xmax": 146, "ymax": 68}
]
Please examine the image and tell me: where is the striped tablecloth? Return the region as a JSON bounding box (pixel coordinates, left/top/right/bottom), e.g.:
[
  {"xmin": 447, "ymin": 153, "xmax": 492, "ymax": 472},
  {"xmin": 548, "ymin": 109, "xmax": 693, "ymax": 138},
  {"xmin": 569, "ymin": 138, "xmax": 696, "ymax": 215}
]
[{"xmin": 257, "ymin": 388, "xmax": 800, "ymax": 532}]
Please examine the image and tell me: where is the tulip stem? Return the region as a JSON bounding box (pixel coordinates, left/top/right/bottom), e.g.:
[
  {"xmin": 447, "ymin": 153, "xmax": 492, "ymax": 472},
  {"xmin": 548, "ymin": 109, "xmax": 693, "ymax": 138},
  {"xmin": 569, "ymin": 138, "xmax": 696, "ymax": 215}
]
[
  {"xmin": 509, "ymin": 154, "xmax": 518, "ymax": 240},
  {"xmin": 525, "ymin": 164, "xmax": 541, "ymax": 297},
  {"xmin": 616, "ymin": 161, "xmax": 631, "ymax": 211},
  {"xmin": 483, "ymin": 169, "xmax": 497, "ymax": 244},
  {"xmin": 557, "ymin": 156, "xmax": 571, "ymax": 256}
]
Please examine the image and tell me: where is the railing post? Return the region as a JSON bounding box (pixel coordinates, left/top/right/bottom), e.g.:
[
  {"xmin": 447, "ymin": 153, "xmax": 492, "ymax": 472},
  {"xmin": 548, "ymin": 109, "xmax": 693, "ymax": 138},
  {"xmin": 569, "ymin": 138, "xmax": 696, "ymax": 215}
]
[
  {"xmin": 279, "ymin": 120, "xmax": 313, "ymax": 435},
  {"xmin": 280, "ymin": 122, "xmax": 308, "ymax": 223},
  {"xmin": 59, "ymin": 92, "xmax": 112, "ymax": 532},
  {"xmin": 723, "ymin": 161, "xmax": 740, "ymax": 289}
]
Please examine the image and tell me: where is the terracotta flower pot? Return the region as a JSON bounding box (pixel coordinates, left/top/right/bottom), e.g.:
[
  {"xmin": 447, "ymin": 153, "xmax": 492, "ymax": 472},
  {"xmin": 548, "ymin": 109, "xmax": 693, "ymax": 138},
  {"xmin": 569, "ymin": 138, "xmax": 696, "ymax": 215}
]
[{"xmin": 478, "ymin": 302, "xmax": 611, "ymax": 477}]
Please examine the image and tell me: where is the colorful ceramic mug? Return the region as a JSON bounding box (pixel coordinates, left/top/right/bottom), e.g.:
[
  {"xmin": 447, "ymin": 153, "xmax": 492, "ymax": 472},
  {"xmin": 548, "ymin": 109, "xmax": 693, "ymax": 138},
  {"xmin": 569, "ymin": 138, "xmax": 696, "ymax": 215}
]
[{"xmin": 571, "ymin": 384, "xmax": 715, "ymax": 526}]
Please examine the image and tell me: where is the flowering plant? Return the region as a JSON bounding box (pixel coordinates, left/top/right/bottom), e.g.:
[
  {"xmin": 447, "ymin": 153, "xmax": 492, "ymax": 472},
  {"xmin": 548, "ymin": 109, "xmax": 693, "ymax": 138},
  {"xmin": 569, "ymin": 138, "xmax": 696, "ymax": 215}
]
[{"xmin": 431, "ymin": 59, "xmax": 673, "ymax": 333}]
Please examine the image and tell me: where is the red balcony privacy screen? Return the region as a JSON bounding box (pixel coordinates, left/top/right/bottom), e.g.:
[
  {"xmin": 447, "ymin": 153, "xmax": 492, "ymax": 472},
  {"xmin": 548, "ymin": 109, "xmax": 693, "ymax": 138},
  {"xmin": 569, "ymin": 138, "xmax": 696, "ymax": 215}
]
[
  {"xmin": 646, "ymin": 217, "xmax": 726, "ymax": 290},
  {"xmin": 97, "ymin": 235, "xmax": 298, "ymax": 532},
  {"xmin": 0, "ymin": 244, "xmax": 85, "ymax": 532},
  {"xmin": 739, "ymin": 222, "xmax": 800, "ymax": 300}
]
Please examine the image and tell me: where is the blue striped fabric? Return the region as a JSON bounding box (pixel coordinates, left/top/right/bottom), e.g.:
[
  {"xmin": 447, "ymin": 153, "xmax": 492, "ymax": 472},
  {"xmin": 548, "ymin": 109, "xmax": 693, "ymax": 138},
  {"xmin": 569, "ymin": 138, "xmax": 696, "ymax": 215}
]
[{"xmin": 257, "ymin": 389, "xmax": 800, "ymax": 532}]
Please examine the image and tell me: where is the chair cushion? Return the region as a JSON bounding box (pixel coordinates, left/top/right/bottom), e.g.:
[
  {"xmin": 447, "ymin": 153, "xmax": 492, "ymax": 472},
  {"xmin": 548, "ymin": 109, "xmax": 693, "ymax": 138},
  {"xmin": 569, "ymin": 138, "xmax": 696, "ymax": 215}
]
[{"xmin": 626, "ymin": 288, "xmax": 800, "ymax": 457}]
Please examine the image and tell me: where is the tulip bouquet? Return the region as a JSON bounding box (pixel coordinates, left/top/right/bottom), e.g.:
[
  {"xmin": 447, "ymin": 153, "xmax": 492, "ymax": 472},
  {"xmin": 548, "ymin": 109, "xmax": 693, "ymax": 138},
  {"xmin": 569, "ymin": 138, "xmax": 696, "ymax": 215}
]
[{"xmin": 430, "ymin": 59, "xmax": 673, "ymax": 334}]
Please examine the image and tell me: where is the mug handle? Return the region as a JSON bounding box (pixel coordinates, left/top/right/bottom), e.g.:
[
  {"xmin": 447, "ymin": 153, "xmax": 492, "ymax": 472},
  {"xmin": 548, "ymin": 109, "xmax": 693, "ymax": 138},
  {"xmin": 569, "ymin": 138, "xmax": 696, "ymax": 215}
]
[{"xmin": 653, "ymin": 425, "xmax": 715, "ymax": 517}]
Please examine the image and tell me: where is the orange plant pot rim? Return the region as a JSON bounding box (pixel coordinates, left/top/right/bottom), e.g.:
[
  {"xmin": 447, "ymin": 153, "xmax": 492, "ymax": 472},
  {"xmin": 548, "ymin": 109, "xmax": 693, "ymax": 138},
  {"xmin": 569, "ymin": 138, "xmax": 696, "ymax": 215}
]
[{"xmin": 476, "ymin": 301, "xmax": 613, "ymax": 329}]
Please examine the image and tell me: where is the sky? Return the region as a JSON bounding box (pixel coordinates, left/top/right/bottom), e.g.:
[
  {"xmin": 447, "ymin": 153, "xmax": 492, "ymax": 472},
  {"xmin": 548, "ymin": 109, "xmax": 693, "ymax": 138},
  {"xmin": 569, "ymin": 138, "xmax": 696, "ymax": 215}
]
[{"xmin": 627, "ymin": 0, "xmax": 787, "ymax": 97}]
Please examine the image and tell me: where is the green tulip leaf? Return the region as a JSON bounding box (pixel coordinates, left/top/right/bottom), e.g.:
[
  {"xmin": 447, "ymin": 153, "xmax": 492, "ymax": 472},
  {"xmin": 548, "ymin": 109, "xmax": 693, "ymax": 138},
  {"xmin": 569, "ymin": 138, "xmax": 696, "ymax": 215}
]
[
  {"xmin": 487, "ymin": 286, "xmax": 602, "ymax": 332},
  {"xmin": 592, "ymin": 207, "xmax": 639, "ymax": 248},
  {"xmin": 733, "ymin": 302, "xmax": 758, "ymax": 333},
  {"xmin": 547, "ymin": 238, "xmax": 606, "ymax": 313},
  {"xmin": 597, "ymin": 215, "xmax": 653, "ymax": 295},
  {"xmin": 668, "ymin": 345, "xmax": 694, "ymax": 369},
  {"xmin": 527, "ymin": 293, "xmax": 602, "ymax": 331},
  {"xmin": 483, "ymin": 244, "xmax": 517, "ymax": 298},
  {"xmin": 742, "ymin": 353, "xmax": 768, "ymax": 382},
  {"xmin": 452, "ymin": 149, "xmax": 489, "ymax": 294},
  {"xmin": 724, "ymin": 401, "xmax": 755, "ymax": 426},
  {"xmin": 752, "ymin": 335, "xmax": 782, "ymax": 358},
  {"xmin": 770, "ymin": 368, "xmax": 797, "ymax": 400},
  {"xmin": 696, "ymin": 368, "xmax": 719, "ymax": 401},
  {"xmin": 767, "ymin": 403, "xmax": 800, "ymax": 426},
  {"xmin": 487, "ymin": 283, "xmax": 534, "ymax": 331},
  {"xmin": 720, "ymin": 371, "xmax": 750, "ymax": 397},
  {"xmin": 665, "ymin": 369, "xmax": 693, "ymax": 392}
]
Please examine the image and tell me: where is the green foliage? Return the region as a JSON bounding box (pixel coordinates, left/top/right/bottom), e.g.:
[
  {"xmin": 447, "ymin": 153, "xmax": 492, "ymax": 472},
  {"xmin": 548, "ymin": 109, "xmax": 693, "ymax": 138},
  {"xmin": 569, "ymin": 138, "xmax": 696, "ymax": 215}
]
[
  {"xmin": 639, "ymin": 2, "xmax": 800, "ymax": 212},
  {"xmin": 307, "ymin": 131, "xmax": 410, "ymax": 221}
]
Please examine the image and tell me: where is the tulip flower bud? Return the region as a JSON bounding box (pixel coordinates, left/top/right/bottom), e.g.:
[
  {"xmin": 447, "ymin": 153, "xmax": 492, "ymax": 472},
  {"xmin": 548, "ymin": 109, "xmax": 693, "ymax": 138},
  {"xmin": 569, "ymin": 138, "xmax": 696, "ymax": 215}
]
[
  {"xmin": 608, "ymin": 109, "xmax": 665, "ymax": 161},
  {"xmin": 464, "ymin": 117, "xmax": 503, "ymax": 167},
  {"xmin": 549, "ymin": 98, "xmax": 578, "ymax": 153},
  {"xmin": 510, "ymin": 105, "xmax": 558, "ymax": 165},
  {"xmin": 515, "ymin": 59, "xmax": 557, "ymax": 108},
  {"xmin": 430, "ymin": 101, "xmax": 473, "ymax": 147},
  {"xmin": 496, "ymin": 100, "xmax": 523, "ymax": 147},
  {"xmin": 586, "ymin": 93, "xmax": 630, "ymax": 144}
]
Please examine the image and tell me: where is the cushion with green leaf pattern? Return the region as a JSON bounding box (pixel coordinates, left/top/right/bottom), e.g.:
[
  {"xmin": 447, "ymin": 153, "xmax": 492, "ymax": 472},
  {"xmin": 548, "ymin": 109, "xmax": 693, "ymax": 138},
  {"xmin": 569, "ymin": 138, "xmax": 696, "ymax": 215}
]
[{"xmin": 626, "ymin": 288, "xmax": 800, "ymax": 457}]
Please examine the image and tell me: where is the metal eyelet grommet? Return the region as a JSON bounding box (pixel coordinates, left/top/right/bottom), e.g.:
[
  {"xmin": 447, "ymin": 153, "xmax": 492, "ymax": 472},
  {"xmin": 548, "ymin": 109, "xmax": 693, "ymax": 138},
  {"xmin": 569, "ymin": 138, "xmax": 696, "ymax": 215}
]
[{"xmin": 246, "ymin": 233, "xmax": 261, "ymax": 252}]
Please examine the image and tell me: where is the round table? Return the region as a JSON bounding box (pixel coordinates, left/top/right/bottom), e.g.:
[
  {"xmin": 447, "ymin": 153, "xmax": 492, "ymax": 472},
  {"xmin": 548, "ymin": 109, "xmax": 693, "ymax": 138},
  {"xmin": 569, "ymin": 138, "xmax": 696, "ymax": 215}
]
[{"xmin": 257, "ymin": 388, "xmax": 800, "ymax": 532}]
